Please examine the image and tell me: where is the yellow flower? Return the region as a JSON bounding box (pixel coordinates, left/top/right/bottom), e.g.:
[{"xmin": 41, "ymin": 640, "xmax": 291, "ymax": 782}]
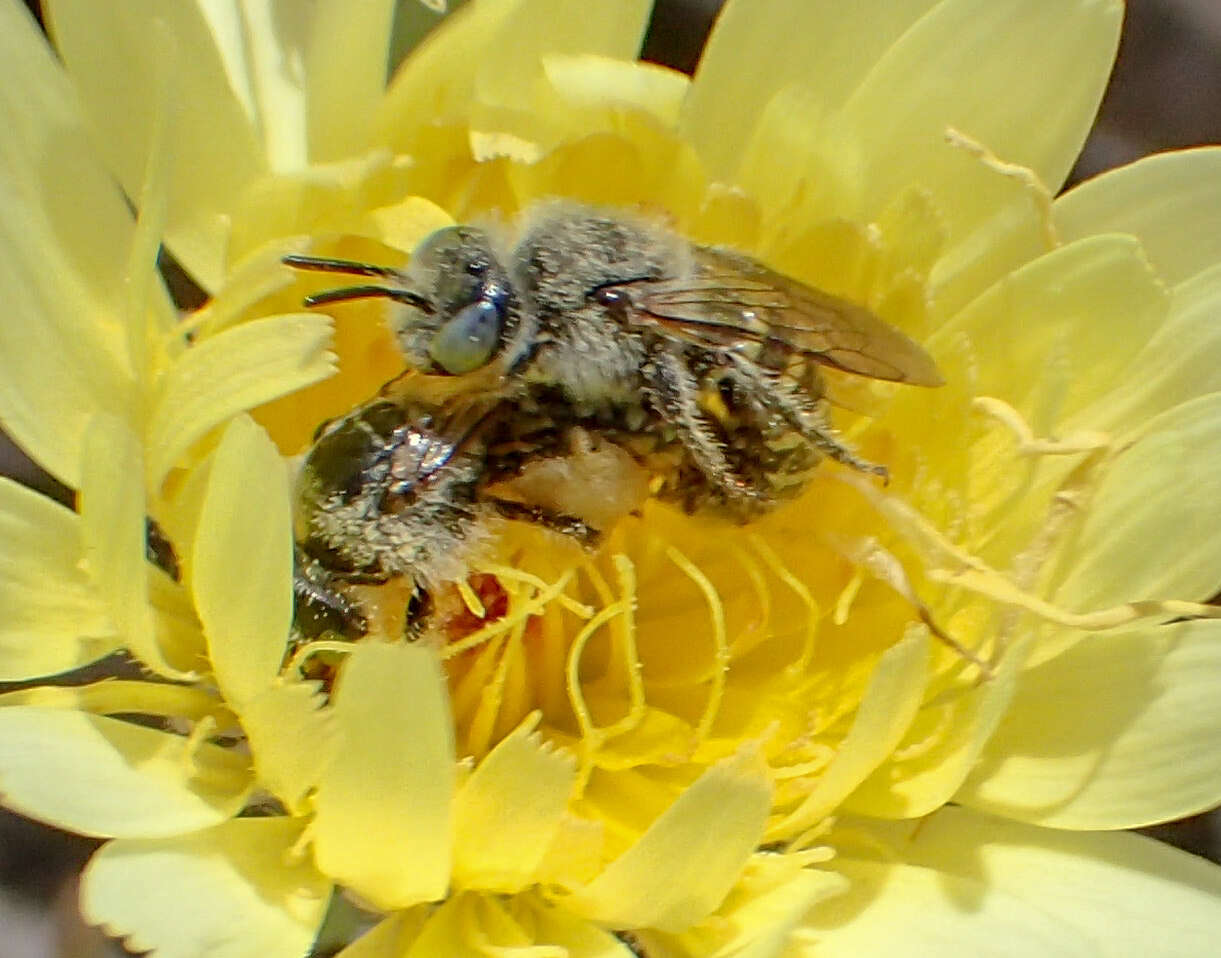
[{"xmin": 2, "ymin": 0, "xmax": 1221, "ymax": 955}]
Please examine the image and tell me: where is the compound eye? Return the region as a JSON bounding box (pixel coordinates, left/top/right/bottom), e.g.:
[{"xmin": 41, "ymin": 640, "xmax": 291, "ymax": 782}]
[{"xmin": 429, "ymin": 297, "xmax": 504, "ymax": 374}]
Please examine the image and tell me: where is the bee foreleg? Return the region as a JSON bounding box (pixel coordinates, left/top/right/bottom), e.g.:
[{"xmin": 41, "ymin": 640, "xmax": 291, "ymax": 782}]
[
  {"xmin": 724, "ymin": 353, "xmax": 888, "ymax": 480},
  {"xmin": 487, "ymin": 497, "xmax": 602, "ymax": 548},
  {"xmin": 292, "ymin": 549, "xmax": 369, "ymax": 640},
  {"xmin": 645, "ymin": 347, "xmax": 764, "ymax": 510}
]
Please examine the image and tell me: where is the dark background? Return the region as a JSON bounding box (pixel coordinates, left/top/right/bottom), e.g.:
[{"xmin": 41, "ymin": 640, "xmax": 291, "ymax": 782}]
[{"xmin": 2, "ymin": 1, "xmax": 1218, "ymax": 955}]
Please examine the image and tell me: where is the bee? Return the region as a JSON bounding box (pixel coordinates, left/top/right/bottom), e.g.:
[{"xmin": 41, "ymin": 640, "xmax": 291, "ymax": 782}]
[
  {"xmin": 290, "ymin": 390, "xmax": 628, "ymax": 640},
  {"xmin": 286, "ymin": 202, "xmax": 942, "ymax": 636},
  {"xmin": 290, "ymin": 396, "xmax": 487, "ymax": 640},
  {"xmin": 287, "ymin": 202, "xmax": 941, "ymax": 516}
]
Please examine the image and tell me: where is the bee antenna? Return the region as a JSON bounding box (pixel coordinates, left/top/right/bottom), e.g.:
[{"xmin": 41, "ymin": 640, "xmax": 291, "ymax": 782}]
[
  {"xmin": 282, "ymin": 254, "xmax": 404, "ymax": 280},
  {"xmin": 302, "ymin": 285, "xmax": 435, "ymax": 313}
]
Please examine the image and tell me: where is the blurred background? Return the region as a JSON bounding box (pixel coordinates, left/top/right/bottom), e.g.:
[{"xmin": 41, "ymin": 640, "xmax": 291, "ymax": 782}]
[{"xmin": 2, "ymin": 0, "xmax": 1219, "ymax": 955}]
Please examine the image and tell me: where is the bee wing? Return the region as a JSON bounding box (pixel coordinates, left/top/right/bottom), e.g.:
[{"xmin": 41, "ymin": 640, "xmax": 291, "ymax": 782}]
[{"xmin": 629, "ymin": 246, "xmax": 943, "ymax": 386}]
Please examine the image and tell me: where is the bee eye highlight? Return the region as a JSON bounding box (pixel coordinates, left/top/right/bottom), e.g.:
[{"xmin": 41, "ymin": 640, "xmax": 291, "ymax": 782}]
[{"xmin": 429, "ymin": 296, "xmax": 505, "ymax": 374}]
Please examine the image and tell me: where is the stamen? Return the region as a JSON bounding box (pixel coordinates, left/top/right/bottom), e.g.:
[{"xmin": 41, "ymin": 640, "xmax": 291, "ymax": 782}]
[
  {"xmin": 466, "ymin": 618, "xmax": 528, "ymax": 757},
  {"xmin": 749, "ymin": 534, "xmax": 820, "ymax": 673},
  {"xmin": 831, "ymin": 534, "xmax": 994, "ymax": 677},
  {"xmin": 929, "ymin": 567, "xmax": 1221, "ymax": 631},
  {"xmin": 565, "ymin": 599, "xmax": 633, "ymax": 777},
  {"xmin": 452, "ymin": 633, "xmax": 508, "ymax": 727},
  {"xmin": 565, "ymin": 556, "xmax": 645, "ymax": 746},
  {"xmin": 442, "ymin": 569, "xmax": 577, "ymax": 659},
  {"xmin": 833, "ymin": 570, "xmax": 864, "ymax": 626},
  {"xmin": 770, "ymin": 746, "xmax": 837, "ymax": 780},
  {"xmin": 834, "ymin": 470, "xmax": 990, "ymax": 575},
  {"xmin": 285, "ymin": 639, "xmax": 357, "ymax": 678},
  {"xmin": 973, "ymin": 396, "xmax": 1110, "ymax": 455},
  {"xmin": 476, "ymin": 562, "xmax": 594, "ymax": 618},
  {"xmin": 664, "ymin": 545, "xmax": 728, "ymax": 741},
  {"xmin": 839, "ymin": 455, "xmax": 1221, "ymax": 655},
  {"xmin": 945, "ymin": 127, "xmax": 1058, "ymax": 250},
  {"xmin": 605, "ymin": 555, "xmax": 646, "ymax": 736},
  {"xmin": 730, "ymin": 548, "xmax": 772, "ymax": 652},
  {"xmin": 456, "ymin": 578, "xmax": 487, "ymax": 618},
  {"xmin": 181, "ymin": 714, "xmax": 217, "ymax": 775}
]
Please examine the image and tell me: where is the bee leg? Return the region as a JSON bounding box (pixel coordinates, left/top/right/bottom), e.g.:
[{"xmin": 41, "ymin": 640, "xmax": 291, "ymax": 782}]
[
  {"xmin": 724, "ymin": 354, "xmax": 888, "ymax": 480},
  {"xmin": 646, "ymin": 347, "xmax": 764, "ymax": 510},
  {"xmin": 292, "ymin": 551, "xmax": 369, "ymax": 640},
  {"xmin": 487, "ymin": 497, "xmax": 602, "ymax": 548},
  {"xmin": 404, "ymin": 587, "xmax": 435, "ymax": 640}
]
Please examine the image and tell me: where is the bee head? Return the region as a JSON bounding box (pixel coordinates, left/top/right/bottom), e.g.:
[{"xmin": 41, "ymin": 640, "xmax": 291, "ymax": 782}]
[
  {"xmin": 283, "ymin": 225, "xmax": 518, "ymax": 378},
  {"xmin": 401, "ymin": 226, "xmax": 514, "ymax": 375}
]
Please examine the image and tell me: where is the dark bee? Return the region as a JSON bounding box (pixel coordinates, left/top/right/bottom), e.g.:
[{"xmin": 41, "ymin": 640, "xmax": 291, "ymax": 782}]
[
  {"xmin": 290, "ymin": 391, "xmax": 613, "ymax": 640},
  {"xmin": 291, "ymin": 396, "xmax": 490, "ymax": 640}
]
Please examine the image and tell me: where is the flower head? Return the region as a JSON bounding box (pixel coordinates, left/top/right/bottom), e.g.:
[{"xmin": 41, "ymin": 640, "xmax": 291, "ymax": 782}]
[{"xmin": 2, "ymin": 0, "xmax": 1221, "ymax": 955}]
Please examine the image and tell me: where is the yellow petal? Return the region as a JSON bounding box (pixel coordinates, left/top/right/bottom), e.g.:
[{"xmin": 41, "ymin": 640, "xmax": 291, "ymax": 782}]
[
  {"xmin": 1070, "ymin": 264, "xmax": 1221, "ymax": 432},
  {"xmin": 79, "ymin": 415, "xmax": 188, "ymax": 679},
  {"xmin": 542, "ymin": 54, "xmax": 689, "ymax": 127},
  {"xmin": 0, "ymin": 707, "xmax": 249, "ymax": 838},
  {"xmin": 682, "ymin": 0, "xmax": 940, "ymax": 181},
  {"xmin": 0, "ymin": 178, "xmax": 137, "ymax": 487},
  {"xmin": 452, "ymin": 714, "xmax": 577, "ymax": 892},
  {"xmin": 312, "ymin": 643, "xmax": 455, "ymax": 910},
  {"xmin": 376, "ymin": 0, "xmax": 653, "ymax": 151},
  {"xmin": 0, "ymin": 4, "xmax": 141, "ymax": 488},
  {"xmin": 926, "ymin": 148, "xmax": 1058, "ymax": 320},
  {"xmin": 191, "ymin": 417, "xmax": 293, "ymax": 704},
  {"xmin": 0, "ymin": 3, "xmax": 168, "ymax": 484},
  {"xmin": 81, "ymin": 818, "xmax": 330, "ymax": 958},
  {"xmin": 508, "ymin": 124, "xmax": 704, "ymax": 218},
  {"xmin": 835, "ymin": 0, "xmax": 1121, "ymax": 224},
  {"xmin": 535, "ymin": 814, "xmax": 605, "ymax": 889},
  {"xmin": 516, "ymin": 895, "xmax": 631, "ymax": 956},
  {"xmin": 334, "ymin": 912, "xmax": 429, "ymax": 958},
  {"xmin": 646, "ymin": 854, "xmax": 849, "ymax": 958},
  {"xmin": 242, "ymin": 683, "xmax": 336, "ymax": 815},
  {"xmin": 809, "ymin": 858, "xmax": 1095, "ymax": 955},
  {"xmin": 0, "ymin": 680, "xmax": 227, "ymax": 727},
  {"xmin": 0, "ymin": 478, "xmax": 117, "ymax": 680},
  {"xmin": 1053, "ymin": 393, "xmax": 1221, "ymax": 612},
  {"xmin": 0, "ymin": 0, "xmax": 135, "ymax": 307},
  {"xmin": 1055, "ymin": 147, "xmax": 1221, "ymax": 287},
  {"xmin": 844, "ymin": 640, "xmax": 1023, "ymax": 819},
  {"xmin": 147, "ymin": 314, "xmax": 335, "ymax": 485},
  {"xmin": 306, "ymin": 0, "xmax": 397, "ymax": 162},
  {"xmin": 45, "ymin": 0, "xmax": 267, "ymax": 289},
  {"xmin": 565, "ymin": 743, "xmax": 772, "ymax": 932},
  {"xmin": 369, "ymin": 195, "xmax": 457, "ymax": 254},
  {"xmin": 958, "ymin": 619, "xmax": 1221, "ymax": 829},
  {"xmin": 771, "ymin": 630, "xmax": 929, "ymax": 837},
  {"xmin": 928, "ymin": 235, "xmax": 1168, "ymax": 433},
  {"xmin": 824, "ymin": 806, "xmax": 1221, "ymax": 956},
  {"xmin": 401, "ymin": 892, "xmax": 629, "ymax": 958}
]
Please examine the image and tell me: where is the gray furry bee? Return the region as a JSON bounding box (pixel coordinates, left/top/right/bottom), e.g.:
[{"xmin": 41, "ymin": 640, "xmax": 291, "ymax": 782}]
[{"xmin": 286, "ymin": 201, "xmax": 942, "ymax": 525}]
